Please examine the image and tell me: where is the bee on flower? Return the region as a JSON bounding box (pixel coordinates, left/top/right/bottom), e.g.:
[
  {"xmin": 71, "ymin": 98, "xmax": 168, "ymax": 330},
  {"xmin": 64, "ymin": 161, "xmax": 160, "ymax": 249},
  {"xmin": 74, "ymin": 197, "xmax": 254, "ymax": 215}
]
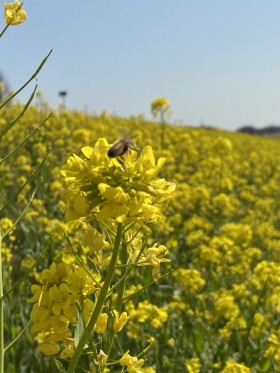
[{"xmin": 107, "ymin": 128, "xmax": 139, "ymax": 168}]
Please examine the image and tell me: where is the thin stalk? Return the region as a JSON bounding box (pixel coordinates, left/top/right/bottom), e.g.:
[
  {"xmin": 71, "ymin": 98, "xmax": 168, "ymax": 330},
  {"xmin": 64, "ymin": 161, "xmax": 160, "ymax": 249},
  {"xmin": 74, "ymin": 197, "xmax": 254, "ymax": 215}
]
[
  {"xmin": 137, "ymin": 338, "xmax": 155, "ymax": 358},
  {"xmin": 0, "ymin": 24, "xmax": 9, "ymax": 39},
  {"xmin": 62, "ymin": 231, "xmax": 101, "ymax": 290},
  {"xmin": 0, "ymin": 147, "xmax": 50, "ymax": 216},
  {"xmin": 110, "ymin": 234, "xmax": 148, "ymax": 293},
  {"xmin": 2, "ymin": 235, "xmax": 52, "ymax": 299},
  {"xmin": 2, "ymin": 178, "xmax": 42, "ymax": 239},
  {"xmin": 107, "ymin": 236, "xmax": 148, "ymax": 299},
  {"xmin": 0, "ymin": 84, "xmax": 38, "ymax": 140},
  {"xmin": 122, "ymin": 270, "xmax": 172, "ymax": 301},
  {"xmin": 0, "ymin": 49, "xmax": 52, "ymax": 110},
  {"xmin": 0, "ymin": 112, "xmax": 53, "ymax": 165},
  {"xmin": 160, "ymin": 110, "xmax": 166, "ymax": 148},
  {"xmin": 67, "ymin": 223, "xmax": 123, "ymax": 373},
  {"xmin": 104, "ymin": 235, "xmax": 128, "ymax": 356},
  {"xmin": 0, "ymin": 234, "xmax": 3, "ymax": 373},
  {"xmin": 4, "ymin": 319, "xmax": 32, "ymax": 352},
  {"xmin": 240, "ymin": 280, "xmax": 269, "ymax": 360}
]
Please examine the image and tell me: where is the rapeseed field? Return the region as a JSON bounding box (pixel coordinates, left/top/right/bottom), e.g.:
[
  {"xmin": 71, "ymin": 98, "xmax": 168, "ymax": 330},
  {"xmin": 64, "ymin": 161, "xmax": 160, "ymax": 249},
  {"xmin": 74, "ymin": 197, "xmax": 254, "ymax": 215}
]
[
  {"xmin": 2, "ymin": 2, "xmax": 280, "ymax": 372},
  {"xmin": 1, "ymin": 97, "xmax": 280, "ymax": 372}
]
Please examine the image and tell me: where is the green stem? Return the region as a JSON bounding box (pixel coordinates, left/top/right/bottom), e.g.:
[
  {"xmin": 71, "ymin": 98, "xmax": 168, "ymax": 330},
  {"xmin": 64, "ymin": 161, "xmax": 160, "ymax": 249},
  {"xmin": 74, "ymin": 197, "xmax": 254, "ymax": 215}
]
[
  {"xmin": 3, "ymin": 235, "xmax": 52, "ymax": 299},
  {"xmin": 240, "ymin": 280, "xmax": 268, "ymax": 360},
  {"xmin": 0, "ymin": 84, "xmax": 38, "ymax": 140},
  {"xmin": 0, "ymin": 24, "xmax": 9, "ymax": 39},
  {"xmin": 2, "ymin": 178, "xmax": 42, "ymax": 239},
  {"xmin": 160, "ymin": 110, "xmax": 166, "ymax": 148},
  {"xmin": 122, "ymin": 270, "xmax": 172, "ymax": 301},
  {"xmin": 0, "ymin": 147, "xmax": 50, "ymax": 216},
  {"xmin": 0, "ymin": 234, "xmax": 4, "ymax": 373},
  {"xmin": 4, "ymin": 320, "xmax": 31, "ymax": 353},
  {"xmin": 0, "ymin": 49, "xmax": 52, "ymax": 110},
  {"xmin": 115, "ymin": 238, "xmax": 128, "ymax": 311},
  {"xmin": 0, "ymin": 111, "xmax": 52, "ymax": 165},
  {"xmin": 104, "ymin": 235, "xmax": 128, "ymax": 356},
  {"xmin": 67, "ymin": 223, "xmax": 123, "ymax": 373}
]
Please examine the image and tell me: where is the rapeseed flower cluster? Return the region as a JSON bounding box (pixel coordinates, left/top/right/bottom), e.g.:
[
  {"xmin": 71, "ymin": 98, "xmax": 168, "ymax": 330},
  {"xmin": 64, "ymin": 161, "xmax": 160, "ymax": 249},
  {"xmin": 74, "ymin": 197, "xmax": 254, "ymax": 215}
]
[
  {"xmin": 119, "ymin": 350, "xmax": 145, "ymax": 372},
  {"xmin": 126, "ymin": 300, "xmax": 168, "ymax": 339},
  {"xmin": 150, "ymin": 97, "xmax": 170, "ymax": 117},
  {"xmin": 27, "ymin": 135, "xmax": 175, "ymax": 371},
  {"xmin": 61, "ymin": 138, "xmax": 175, "ymax": 224},
  {"xmin": 185, "ymin": 357, "xmax": 201, "ymax": 373},
  {"xmin": 4, "ymin": 0, "xmax": 27, "ymax": 25},
  {"xmin": 220, "ymin": 360, "xmax": 251, "ymax": 372},
  {"xmin": 29, "ymin": 262, "xmax": 101, "ymax": 357}
]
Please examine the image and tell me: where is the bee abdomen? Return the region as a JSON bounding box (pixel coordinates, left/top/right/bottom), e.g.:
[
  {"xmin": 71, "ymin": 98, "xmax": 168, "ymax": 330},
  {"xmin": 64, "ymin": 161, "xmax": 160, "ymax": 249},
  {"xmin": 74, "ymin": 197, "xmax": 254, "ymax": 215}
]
[{"xmin": 108, "ymin": 146, "xmax": 120, "ymax": 158}]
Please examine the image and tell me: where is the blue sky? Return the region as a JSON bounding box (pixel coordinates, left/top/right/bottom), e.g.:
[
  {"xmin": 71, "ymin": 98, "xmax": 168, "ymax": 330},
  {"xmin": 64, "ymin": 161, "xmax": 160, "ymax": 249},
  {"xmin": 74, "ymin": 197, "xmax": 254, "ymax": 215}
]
[{"xmin": 1, "ymin": 1, "xmax": 280, "ymax": 130}]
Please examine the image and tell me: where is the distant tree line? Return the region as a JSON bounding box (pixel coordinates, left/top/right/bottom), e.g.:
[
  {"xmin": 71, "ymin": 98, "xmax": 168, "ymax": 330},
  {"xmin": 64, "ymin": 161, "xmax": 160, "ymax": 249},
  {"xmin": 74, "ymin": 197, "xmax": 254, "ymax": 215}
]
[{"xmin": 237, "ymin": 125, "xmax": 280, "ymax": 136}]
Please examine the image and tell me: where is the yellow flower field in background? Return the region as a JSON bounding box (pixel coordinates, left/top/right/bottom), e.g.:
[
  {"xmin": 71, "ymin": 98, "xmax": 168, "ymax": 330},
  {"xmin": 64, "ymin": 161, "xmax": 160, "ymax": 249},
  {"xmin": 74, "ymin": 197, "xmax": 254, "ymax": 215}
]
[{"xmin": 1, "ymin": 94, "xmax": 280, "ymax": 372}]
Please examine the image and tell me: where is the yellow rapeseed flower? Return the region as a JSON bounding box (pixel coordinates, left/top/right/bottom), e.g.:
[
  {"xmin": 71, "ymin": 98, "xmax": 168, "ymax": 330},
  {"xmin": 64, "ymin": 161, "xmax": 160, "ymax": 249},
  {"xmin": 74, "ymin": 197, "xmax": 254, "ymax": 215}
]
[
  {"xmin": 173, "ymin": 268, "xmax": 205, "ymax": 294},
  {"xmin": 113, "ymin": 310, "xmax": 129, "ymax": 332},
  {"xmin": 151, "ymin": 97, "xmax": 170, "ymax": 116},
  {"xmin": 220, "ymin": 360, "xmax": 251, "ymax": 372},
  {"xmin": 4, "ymin": 0, "xmax": 27, "ymax": 25},
  {"xmin": 138, "ymin": 243, "xmax": 171, "ymax": 280},
  {"xmin": 185, "ymin": 357, "xmax": 201, "ymax": 373},
  {"xmin": 94, "ymin": 313, "xmax": 108, "ymax": 334},
  {"xmin": 119, "ymin": 350, "xmax": 145, "ymax": 372},
  {"xmin": 60, "ymin": 344, "xmax": 74, "ymax": 359},
  {"xmin": 37, "ymin": 342, "xmax": 61, "ymax": 356},
  {"xmin": 29, "ymin": 262, "xmax": 101, "ymax": 356},
  {"xmin": 61, "ymin": 138, "xmax": 175, "ymax": 225},
  {"xmin": 95, "ymin": 350, "xmax": 108, "ymax": 366}
]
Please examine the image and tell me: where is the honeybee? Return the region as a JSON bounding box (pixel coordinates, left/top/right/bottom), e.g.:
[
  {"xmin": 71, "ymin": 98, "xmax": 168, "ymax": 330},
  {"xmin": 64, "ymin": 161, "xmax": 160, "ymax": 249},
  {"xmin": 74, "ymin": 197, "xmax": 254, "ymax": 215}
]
[{"xmin": 108, "ymin": 129, "xmax": 139, "ymax": 167}]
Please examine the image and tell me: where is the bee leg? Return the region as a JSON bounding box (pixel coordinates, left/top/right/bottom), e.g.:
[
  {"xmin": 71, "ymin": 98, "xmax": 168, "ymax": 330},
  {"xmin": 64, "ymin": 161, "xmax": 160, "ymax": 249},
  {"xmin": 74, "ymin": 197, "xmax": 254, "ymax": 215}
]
[
  {"xmin": 130, "ymin": 144, "xmax": 139, "ymax": 152},
  {"xmin": 117, "ymin": 156, "xmax": 126, "ymax": 170}
]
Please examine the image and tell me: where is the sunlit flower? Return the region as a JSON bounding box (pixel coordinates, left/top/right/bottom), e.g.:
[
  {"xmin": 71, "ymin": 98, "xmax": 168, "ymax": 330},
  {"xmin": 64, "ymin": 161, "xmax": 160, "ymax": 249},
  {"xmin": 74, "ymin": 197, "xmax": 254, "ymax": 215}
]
[
  {"xmin": 60, "ymin": 343, "xmax": 74, "ymax": 359},
  {"xmin": 185, "ymin": 358, "xmax": 201, "ymax": 373},
  {"xmin": 94, "ymin": 313, "xmax": 108, "ymax": 334},
  {"xmin": 127, "ymin": 300, "xmax": 168, "ymax": 338},
  {"xmin": 29, "ymin": 262, "xmax": 100, "ymax": 355},
  {"xmin": 119, "ymin": 350, "xmax": 145, "ymax": 372},
  {"xmin": 220, "ymin": 360, "xmax": 251, "ymax": 373},
  {"xmin": 150, "ymin": 97, "xmax": 170, "ymax": 117},
  {"xmin": 95, "ymin": 350, "xmax": 108, "ymax": 366},
  {"xmin": 113, "ymin": 310, "xmax": 129, "ymax": 332},
  {"xmin": 4, "ymin": 0, "xmax": 27, "ymax": 25},
  {"xmin": 212, "ymin": 136, "xmax": 233, "ymax": 156},
  {"xmin": 61, "ymin": 139, "xmax": 175, "ymax": 225},
  {"xmin": 138, "ymin": 243, "xmax": 171, "ymax": 280},
  {"xmin": 173, "ymin": 268, "xmax": 205, "ymax": 294},
  {"xmin": 168, "ymin": 338, "xmax": 175, "ymax": 347},
  {"xmin": 37, "ymin": 342, "xmax": 61, "ymax": 356}
]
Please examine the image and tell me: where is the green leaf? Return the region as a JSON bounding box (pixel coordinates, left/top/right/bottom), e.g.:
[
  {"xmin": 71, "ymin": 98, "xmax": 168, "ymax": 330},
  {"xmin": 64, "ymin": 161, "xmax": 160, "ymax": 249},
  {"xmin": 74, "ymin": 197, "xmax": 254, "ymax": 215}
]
[
  {"xmin": 74, "ymin": 301, "xmax": 88, "ymax": 350},
  {"xmin": 54, "ymin": 359, "xmax": 67, "ymax": 373}
]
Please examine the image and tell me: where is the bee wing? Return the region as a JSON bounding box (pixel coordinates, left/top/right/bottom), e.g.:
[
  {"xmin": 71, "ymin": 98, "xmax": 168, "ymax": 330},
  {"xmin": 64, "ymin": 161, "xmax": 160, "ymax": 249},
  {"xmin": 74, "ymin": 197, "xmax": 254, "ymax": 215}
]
[
  {"xmin": 118, "ymin": 127, "xmax": 139, "ymax": 151},
  {"xmin": 119, "ymin": 127, "xmax": 131, "ymax": 141}
]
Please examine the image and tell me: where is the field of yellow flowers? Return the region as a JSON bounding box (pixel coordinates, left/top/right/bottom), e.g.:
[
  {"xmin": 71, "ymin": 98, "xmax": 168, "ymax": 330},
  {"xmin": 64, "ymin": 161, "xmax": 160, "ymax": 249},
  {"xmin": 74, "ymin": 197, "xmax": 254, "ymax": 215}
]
[
  {"xmin": 1, "ymin": 93, "xmax": 280, "ymax": 373},
  {"xmin": 2, "ymin": 3, "xmax": 280, "ymax": 372}
]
